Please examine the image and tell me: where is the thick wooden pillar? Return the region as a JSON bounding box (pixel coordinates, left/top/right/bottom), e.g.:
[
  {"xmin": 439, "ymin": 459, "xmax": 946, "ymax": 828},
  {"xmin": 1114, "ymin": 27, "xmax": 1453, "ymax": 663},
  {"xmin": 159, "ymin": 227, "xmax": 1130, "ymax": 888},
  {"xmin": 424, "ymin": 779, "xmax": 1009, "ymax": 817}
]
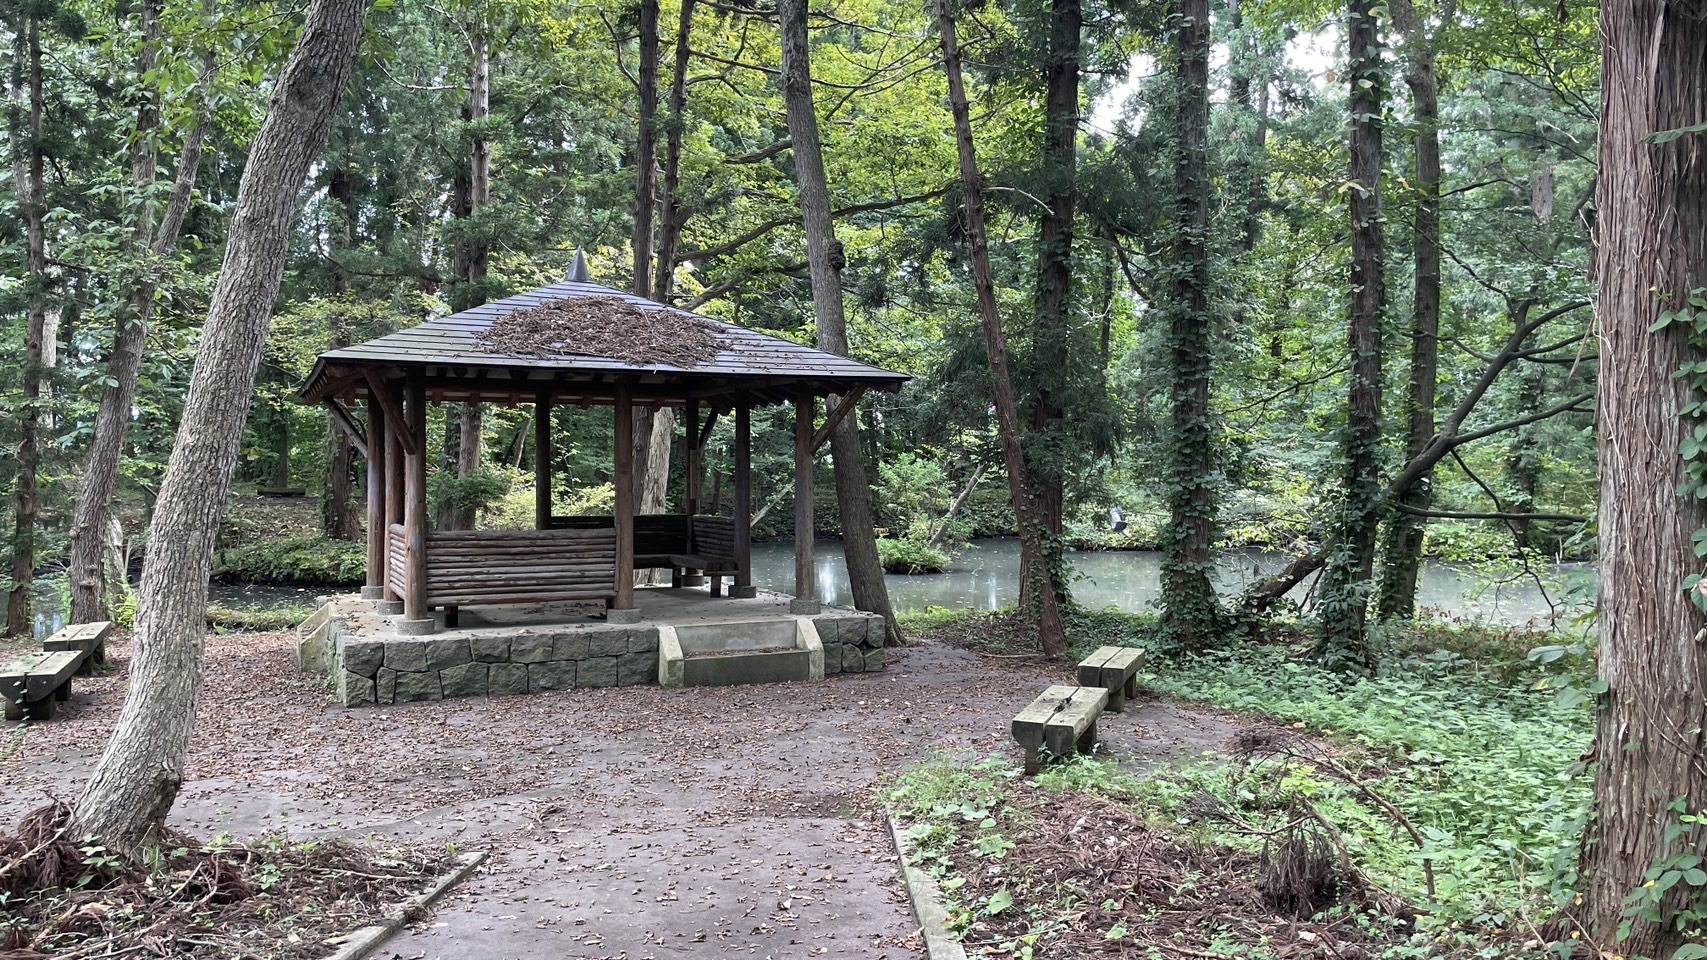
[
  {"xmin": 535, "ymin": 389, "xmax": 553, "ymax": 529},
  {"xmin": 731, "ymin": 395, "xmax": 755, "ymax": 598},
  {"xmin": 383, "ymin": 401, "xmax": 403, "ymax": 603},
  {"xmin": 402, "ymin": 369, "xmax": 431, "ymax": 627},
  {"xmin": 364, "ymin": 396, "xmax": 386, "ymax": 597},
  {"xmin": 612, "ymin": 382, "xmax": 636, "ymax": 613},
  {"xmin": 791, "ymin": 391, "xmax": 819, "ymax": 614}
]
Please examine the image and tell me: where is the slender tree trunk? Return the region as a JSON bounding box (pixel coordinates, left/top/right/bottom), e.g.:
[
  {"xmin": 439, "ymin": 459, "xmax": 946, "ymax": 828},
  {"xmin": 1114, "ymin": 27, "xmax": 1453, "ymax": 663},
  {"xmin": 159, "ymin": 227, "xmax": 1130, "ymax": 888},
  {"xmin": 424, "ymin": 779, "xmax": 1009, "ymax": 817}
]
[
  {"xmin": 447, "ymin": 26, "xmax": 490, "ymax": 530},
  {"xmin": 323, "ymin": 159, "xmax": 362, "ymax": 540},
  {"xmin": 1158, "ymin": 0, "xmax": 1221, "ymax": 650},
  {"xmin": 777, "ymin": 0, "xmax": 900, "ymax": 642},
  {"xmin": 1575, "ymin": 3, "xmax": 1707, "ymax": 953},
  {"xmin": 629, "ymin": 0, "xmax": 674, "ymax": 574},
  {"xmin": 651, "ymin": 0, "xmax": 697, "ymax": 303},
  {"xmin": 7, "ymin": 12, "xmax": 48, "ymax": 636},
  {"xmin": 1314, "ymin": 0, "xmax": 1385, "ymax": 670},
  {"xmin": 928, "ymin": 462, "xmax": 985, "ymax": 550},
  {"xmin": 67, "ymin": 40, "xmax": 211, "ymax": 623},
  {"xmin": 1019, "ymin": 0, "xmax": 1082, "ymax": 619},
  {"xmin": 935, "ymin": 0, "xmax": 1068, "ymax": 656},
  {"xmin": 1375, "ymin": 0, "xmax": 1443, "ymax": 622},
  {"xmin": 71, "ymin": 0, "xmax": 371, "ymax": 849}
]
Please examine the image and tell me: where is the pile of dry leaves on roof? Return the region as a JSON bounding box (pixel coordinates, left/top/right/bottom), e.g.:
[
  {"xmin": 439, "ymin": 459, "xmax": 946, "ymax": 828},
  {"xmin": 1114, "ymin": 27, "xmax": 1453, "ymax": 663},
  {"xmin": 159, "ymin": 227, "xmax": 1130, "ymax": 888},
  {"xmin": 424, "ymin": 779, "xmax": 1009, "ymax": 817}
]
[{"xmin": 476, "ymin": 295, "xmax": 725, "ymax": 368}]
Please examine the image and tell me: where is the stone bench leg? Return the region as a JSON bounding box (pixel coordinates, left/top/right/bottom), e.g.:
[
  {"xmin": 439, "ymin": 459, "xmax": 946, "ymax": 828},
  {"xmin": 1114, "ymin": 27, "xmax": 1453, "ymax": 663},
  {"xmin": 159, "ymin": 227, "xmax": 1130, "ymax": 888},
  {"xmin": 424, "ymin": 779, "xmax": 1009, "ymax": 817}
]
[
  {"xmin": 1076, "ymin": 721, "xmax": 1098, "ymax": 758},
  {"xmin": 1023, "ymin": 744, "xmax": 1042, "ymax": 777},
  {"xmin": 709, "ymin": 575, "xmax": 724, "ymax": 598}
]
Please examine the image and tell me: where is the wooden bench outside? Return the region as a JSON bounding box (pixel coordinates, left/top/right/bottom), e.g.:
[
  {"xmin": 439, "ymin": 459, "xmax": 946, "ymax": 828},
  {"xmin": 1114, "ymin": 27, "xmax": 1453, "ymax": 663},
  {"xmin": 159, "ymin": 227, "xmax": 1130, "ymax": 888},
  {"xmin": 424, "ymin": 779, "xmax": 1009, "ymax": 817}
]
[
  {"xmin": 1011, "ymin": 684, "xmax": 1110, "ymax": 775},
  {"xmin": 1077, "ymin": 645, "xmax": 1145, "ymax": 713},
  {"xmin": 2, "ymin": 650, "xmax": 85, "ymax": 721},
  {"xmin": 42, "ymin": 621, "xmax": 113, "ymax": 675}
]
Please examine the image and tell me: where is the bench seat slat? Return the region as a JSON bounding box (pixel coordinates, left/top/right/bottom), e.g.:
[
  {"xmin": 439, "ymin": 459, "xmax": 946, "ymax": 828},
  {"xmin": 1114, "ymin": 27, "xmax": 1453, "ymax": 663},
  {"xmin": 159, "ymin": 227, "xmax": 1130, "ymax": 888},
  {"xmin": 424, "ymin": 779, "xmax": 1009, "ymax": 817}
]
[{"xmin": 0, "ymin": 649, "xmax": 84, "ymax": 704}]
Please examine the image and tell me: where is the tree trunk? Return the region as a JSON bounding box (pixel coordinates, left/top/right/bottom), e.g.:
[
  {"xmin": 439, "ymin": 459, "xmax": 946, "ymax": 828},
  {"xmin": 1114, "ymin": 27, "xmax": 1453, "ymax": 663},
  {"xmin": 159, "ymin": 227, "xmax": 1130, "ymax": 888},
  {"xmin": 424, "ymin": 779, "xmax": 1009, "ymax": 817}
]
[
  {"xmin": 935, "ymin": 0, "xmax": 1068, "ymax": 656},
  {"xmin": 444, "ymin": 27, "xmax": 490, "ymax": 531},
  {"xmin": 322, "ymin": 150, "xmax": 362, "ymax": 540},
  {"xmin": 651, "ymin": 0, "xmax": 697, "ymax": 303},
  {"xmin": 67, "ymin": 37, "xmax": 211, "ymax": 623},
  {"xmin": 1019, "ymin": 0, "xmax": 1082, "ymax": 620},
  {"xmin": 6, "ymin": 12, "xmax": 48, "ymax": 636},
  {"xmin": 1575, "ymin": 3, "xmax": 1707, "ymax": 953},
  {"xmin": 1374, "ymin": 0, "xmax": 1444, "ymax": 622},
  {"xmin": 1158, "ymin": 0, "xmax": 1221, "ymax": 651},
  {"xmin": 628, "ymin": 0, "xmax": 674, "ymax": 579},
  {"xmin": 777, "ymin": 0, "xmax": 901, "ymax": 642},
  {"xmin": 1314, "ymin": 0, "xmax": 1385, "ymax": 670},
  {"xmin": 71, "ymin": 0, "xmax": 371, "ymax": 850}
]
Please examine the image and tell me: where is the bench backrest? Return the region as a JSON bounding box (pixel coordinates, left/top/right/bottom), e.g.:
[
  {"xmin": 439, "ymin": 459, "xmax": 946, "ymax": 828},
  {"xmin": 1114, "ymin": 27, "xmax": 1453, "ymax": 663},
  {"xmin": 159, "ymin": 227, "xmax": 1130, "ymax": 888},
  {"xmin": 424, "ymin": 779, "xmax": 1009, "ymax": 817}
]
[{"xmin": 691, "ymin": 515, "xmax": 737, "ymax": 561}]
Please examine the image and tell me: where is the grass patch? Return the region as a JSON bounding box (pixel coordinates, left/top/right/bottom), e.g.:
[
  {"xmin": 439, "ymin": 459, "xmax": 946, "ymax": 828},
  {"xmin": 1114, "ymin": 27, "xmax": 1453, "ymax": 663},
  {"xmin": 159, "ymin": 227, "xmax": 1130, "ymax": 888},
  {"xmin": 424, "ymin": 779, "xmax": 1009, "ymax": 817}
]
[
  {"xmin": 215, "ymin": 536, "xmax": 365, "ymax": 586},
  {"xmin": 206, "ymin": 603, "xmax": 315, "ymax": 633}
]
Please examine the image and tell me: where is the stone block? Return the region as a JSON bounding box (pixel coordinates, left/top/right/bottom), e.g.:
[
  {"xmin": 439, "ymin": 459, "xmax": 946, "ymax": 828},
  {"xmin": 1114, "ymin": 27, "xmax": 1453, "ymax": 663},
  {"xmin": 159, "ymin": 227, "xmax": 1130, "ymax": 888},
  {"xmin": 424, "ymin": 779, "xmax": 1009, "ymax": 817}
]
[
  {"xmin": 511, "ymin": 633, "xmax": 555, "ymax": 663},
  {"xmin": 864, "ymin": 646, "xmax": 886, "ymax": 672},
  {"xmin": 627, "ymin": 628, "xmax": 660, "ymax": 654},
  {"xmin": 587, "ymin": 629, "xmax": 630, "ymax": 658},
  {"xmin": 426, "ymin": 637, "xmax": 470, "ymax": 670},
  {"xmin": 342, "ymin": 639, "xmax": 385, "ymax": 677},
  {"xmin": 822, "ymin": 643, "xmax": 845, "ymax": 675},
  {"xmin": 579, "ymin": 656, "xmax": 618, "ymax": 688},
  {"xmin": 529, "ymin": 660, "xmax": 576, "ymax": 692},
  {"xmin": 617, "ymin": 651, "xmax": 655, "ymax": 686},
  {"xmin": 439, "ymin": 662, "xmax": 489, "ymax": 699},
  {"xmin": 551, "ymin": 632, "xmax": 590, "ymax": 661},
  {"xmin": 841, "ymin": 644, "xmax": 865, "ymax": 673},
  {"xmin": 865, "ymin": 616, "xmax": 886, "ymax": 648},
  {"xmin": 471, "ymin": 635, "xmax": 512, "ymax": 662},
  {"xmin": 376, "ymin": 667, "xmax": 398, "ymax": 704},
  {"xmin": 385, "ymin": 641, "xmax": 428, "ymax": 672},
  {"xmin": 488, "ymin": 662, "xmax": 529, "ymax": 696},
  {"xmin": 338, "ymin": 670, "xmax": 375, "ymax": 707},
  {"xmin": 394, "ymin": 669, "xmax": 441, "ymax": 703}
]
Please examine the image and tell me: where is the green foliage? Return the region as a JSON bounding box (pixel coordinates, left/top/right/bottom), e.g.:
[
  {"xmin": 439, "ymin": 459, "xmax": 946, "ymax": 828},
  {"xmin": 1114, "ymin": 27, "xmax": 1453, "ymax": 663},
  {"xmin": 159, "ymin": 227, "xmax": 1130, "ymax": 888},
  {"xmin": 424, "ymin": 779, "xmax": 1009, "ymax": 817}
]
[
  {"xmin": 876, "ymin": 537, "xmax": 950, "ymax": 574},
  {"xmin": 1618, "ymin": 803, "xmax": 1707, "ymax": 958},
  {"xmin": 215, "ymin": 537, "xmax": 366, "ymax": 586},
  {"xmin": 427, "ymin": 465, "xmax": 510, "ymax": 520},
  {"xmin": 205, "ymin": 603, "xmax": 315, "ymax": 633}
]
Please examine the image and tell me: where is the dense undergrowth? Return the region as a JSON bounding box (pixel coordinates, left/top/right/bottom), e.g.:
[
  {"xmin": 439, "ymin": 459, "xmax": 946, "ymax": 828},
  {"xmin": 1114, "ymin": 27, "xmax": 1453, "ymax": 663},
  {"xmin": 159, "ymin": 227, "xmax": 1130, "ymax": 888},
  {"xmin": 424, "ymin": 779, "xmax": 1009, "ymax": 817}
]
[{"xmin": 892, "ymin": 608, "xmax": 1598, "ymax": 956}]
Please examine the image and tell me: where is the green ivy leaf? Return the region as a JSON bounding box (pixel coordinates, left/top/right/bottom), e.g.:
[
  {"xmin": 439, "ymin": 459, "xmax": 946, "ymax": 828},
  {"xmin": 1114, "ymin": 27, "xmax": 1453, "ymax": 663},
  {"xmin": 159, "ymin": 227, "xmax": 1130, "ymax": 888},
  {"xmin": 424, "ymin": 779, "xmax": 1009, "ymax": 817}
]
[{"xmin": 984, "ymin": 887, "xmax": 1014, "ymax": 916}]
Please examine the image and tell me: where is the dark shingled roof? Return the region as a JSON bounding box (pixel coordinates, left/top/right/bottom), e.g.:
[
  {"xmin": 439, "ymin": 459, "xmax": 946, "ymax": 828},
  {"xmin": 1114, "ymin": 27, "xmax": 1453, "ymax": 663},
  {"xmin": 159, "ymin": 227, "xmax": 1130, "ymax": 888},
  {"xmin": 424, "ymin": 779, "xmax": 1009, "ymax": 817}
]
[{"xmin": 300, "ymin": 279, "xmax": 910, "ymax": 408}]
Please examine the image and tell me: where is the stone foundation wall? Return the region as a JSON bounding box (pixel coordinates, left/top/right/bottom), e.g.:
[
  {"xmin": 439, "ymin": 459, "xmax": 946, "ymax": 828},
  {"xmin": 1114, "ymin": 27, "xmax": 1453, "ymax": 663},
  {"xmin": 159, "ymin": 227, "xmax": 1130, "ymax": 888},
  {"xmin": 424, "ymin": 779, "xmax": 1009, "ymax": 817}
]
[{"xmin": 319, "ymin": 601, "xmax": 887, "ymax": 707}]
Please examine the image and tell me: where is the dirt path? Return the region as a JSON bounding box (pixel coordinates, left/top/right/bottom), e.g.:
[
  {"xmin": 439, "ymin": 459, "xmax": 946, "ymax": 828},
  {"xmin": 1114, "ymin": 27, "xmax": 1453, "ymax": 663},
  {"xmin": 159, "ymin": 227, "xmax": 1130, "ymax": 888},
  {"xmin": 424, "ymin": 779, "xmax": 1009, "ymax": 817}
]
[{"xmin": 2, "ymin": 631, "xmax": 1241, "ymax": 959}]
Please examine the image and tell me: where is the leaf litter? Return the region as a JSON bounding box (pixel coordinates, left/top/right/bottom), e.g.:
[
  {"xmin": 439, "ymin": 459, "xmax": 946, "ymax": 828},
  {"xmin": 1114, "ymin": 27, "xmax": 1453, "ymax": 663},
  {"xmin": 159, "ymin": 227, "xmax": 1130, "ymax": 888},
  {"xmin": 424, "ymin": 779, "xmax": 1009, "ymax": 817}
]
[{"xmin": 476, "ymin": 296, "xmax": 725, "ymax": 369}]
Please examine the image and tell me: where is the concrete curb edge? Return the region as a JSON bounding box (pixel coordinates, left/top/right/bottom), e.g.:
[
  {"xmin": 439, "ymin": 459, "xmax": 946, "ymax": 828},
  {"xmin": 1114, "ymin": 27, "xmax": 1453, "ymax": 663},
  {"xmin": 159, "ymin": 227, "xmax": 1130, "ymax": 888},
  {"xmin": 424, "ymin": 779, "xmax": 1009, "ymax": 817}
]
[
  {"xmin": 886, "ymin": 816, "xmax": 969, "ymax": 960},
  {"xmin": 323, "ymin": 849, "xmax": 488, "ymax": 960}
]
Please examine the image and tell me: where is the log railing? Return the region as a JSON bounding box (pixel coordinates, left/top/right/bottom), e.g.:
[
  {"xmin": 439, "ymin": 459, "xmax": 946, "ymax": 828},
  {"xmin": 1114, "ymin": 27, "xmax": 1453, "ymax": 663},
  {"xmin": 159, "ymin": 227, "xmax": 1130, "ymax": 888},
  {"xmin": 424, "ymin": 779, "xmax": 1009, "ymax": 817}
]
[{"xmin": 389, "ymin": 524, "xmax": 618, "ymax": 607}]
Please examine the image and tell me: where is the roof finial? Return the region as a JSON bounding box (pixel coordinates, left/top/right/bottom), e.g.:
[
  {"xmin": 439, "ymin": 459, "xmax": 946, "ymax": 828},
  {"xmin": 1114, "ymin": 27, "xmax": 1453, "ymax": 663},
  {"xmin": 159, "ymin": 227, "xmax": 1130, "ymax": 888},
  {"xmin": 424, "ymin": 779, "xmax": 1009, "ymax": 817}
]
[{"xmin": 568, "ymin": 247, "xmax": 591, "ymax": 283}]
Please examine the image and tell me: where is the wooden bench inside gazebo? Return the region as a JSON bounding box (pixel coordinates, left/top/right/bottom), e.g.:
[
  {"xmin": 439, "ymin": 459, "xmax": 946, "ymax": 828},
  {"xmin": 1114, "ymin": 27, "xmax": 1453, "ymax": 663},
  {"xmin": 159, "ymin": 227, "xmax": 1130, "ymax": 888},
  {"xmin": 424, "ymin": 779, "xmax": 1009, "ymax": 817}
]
[{"xmin": 301, "ymin": 274, "xmax": 909, "ymax": 635}]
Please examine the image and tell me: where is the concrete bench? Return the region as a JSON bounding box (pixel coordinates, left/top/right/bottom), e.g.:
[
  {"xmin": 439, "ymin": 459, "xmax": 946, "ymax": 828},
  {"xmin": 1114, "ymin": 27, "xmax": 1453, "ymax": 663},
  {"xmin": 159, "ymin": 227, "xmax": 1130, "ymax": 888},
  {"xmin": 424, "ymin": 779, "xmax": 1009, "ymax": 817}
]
[
  {"xmin": 1077, "ymin": 645, "xmax": 1145, "ymax": 712},
  {"xmin": 1011, "ymin": 684, "xmax": 1109, "ymax": 775},
  {"xmin": 1, "ymin": 650, "xmax": 85, "ymax": 721},
  {"xmin": 42, "ymin": 621, "xmax": 113, "ymax": 675}
]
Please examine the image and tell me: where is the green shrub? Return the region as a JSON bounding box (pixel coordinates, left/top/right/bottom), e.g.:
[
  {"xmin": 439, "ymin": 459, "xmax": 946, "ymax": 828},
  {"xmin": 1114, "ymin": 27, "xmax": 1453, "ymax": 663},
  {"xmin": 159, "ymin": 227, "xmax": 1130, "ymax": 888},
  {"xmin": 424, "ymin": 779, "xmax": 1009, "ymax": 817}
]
[
  {"xmin": 877, "ymin": 537, "xmax": 950, "ymax": 574},
  {"xmin": 428, "ymin": 466, "xmax": 510, "ymax": 521},
  {"xmin": 216, "ymin": 537, "xmax": 366, "ymax": 585}
]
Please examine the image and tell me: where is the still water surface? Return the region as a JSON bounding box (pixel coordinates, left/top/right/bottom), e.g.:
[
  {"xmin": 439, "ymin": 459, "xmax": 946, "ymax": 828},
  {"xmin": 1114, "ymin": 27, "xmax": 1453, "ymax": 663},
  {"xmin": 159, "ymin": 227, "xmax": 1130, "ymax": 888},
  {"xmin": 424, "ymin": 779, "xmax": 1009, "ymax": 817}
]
[{"xmin": 749, "ymin": 538, "xmax": 1593, "ymax": 627}]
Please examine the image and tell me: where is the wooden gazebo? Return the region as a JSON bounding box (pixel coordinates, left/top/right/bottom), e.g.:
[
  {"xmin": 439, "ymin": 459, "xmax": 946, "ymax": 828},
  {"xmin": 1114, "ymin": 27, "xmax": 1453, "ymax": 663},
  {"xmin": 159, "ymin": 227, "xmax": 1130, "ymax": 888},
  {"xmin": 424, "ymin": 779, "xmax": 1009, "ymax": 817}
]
[{"xmin": 300, "ymin": 277, "xmax": 909, "ymax": 634}]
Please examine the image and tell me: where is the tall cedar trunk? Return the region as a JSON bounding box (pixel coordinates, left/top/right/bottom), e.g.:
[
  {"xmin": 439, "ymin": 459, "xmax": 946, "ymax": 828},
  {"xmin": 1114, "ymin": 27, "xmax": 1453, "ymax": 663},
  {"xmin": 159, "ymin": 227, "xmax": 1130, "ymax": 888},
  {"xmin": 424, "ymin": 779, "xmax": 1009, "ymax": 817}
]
[
  {"xmin": 1314, "ymin": 0, "xmax": 1384, "ymax": 669},
  {"xmin": 1577, "ymin": 2, "xmax": 1707, "ymax": 953},
  {"xmin": 1227, "ymin": 0, "xmax": 1265, "ymax": 256},
  {"xmin": 71, "ymin": 0, "xmax": 370, "ymax": 849},
  {"xmin": 1158, "ymin": 0, "xmax": 1220, "ymax": 649},
  {"xmin": 323, "ymin": 160, "xmax": 362, "ymax": 540},
  {"xmin": 935, "ymin": 0, "xmax": 1068, "ymax": 656},
  {"xmin": 68, "ymin": 31, "xmax": 212, "ymax": 622},
  {"xmin": 1019, "ymin": 0, "xmax": 1081, "ymax": 618},
  {"xmin": 629, "ymin": 0, "xmax": 674, "ymax": 574},
  {"xmin": 777, "ymin": 0, "xmax": 900, "ymax": 644},
  {"xmin": 447, "ymin": 27, "xmax": 490, "ymax": 530},
  {"xmin": 651, "ymin": 0, "xmax": 696, "ymax": 303},
  {"xmin": 7, "ymin": 12, "xmax": 47, "ymax": 636},
  {"xmin": 1374, "ymin": 0, "xmax": 1441, "ymax": 622}
]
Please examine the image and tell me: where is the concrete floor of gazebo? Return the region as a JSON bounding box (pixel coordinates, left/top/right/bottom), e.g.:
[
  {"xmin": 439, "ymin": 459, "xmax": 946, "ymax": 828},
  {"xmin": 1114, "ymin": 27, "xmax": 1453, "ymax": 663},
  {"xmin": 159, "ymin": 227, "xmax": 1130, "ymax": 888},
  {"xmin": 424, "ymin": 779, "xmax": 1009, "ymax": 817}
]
[{"xmin": 300, "ymin": 585, "xmax": 889, "ymax": 706}]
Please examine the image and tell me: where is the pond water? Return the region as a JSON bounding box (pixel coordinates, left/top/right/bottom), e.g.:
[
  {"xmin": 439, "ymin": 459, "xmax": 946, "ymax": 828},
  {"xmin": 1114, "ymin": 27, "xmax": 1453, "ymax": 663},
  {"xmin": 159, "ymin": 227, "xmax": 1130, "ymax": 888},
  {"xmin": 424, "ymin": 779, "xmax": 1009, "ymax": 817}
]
[
  {"xmin": 27, "ymin": 575, "xmax": 326, "ymax": 638},
  {"xmin": 749, "ymin": 538, "xmax": 1595, "ymax": 628}
]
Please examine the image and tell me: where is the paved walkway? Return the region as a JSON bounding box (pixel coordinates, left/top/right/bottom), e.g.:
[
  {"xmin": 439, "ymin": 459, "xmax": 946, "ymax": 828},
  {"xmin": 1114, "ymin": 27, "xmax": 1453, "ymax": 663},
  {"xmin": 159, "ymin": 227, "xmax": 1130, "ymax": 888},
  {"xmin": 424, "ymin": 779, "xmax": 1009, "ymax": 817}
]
[{"xmin": 2, "ymin": 630, "xmax": 1240, "ymax": 959}]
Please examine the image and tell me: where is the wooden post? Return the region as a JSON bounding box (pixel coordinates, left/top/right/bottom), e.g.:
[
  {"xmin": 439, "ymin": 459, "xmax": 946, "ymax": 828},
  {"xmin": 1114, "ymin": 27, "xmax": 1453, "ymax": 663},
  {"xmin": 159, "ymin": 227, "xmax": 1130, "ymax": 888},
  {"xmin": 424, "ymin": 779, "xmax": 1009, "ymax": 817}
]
[
  {"xmin": 684, "ymin": 398, "xmax": 701, "ymax": 517},
  {"xmin": 535, "ymin": 388, "xmax": 553, "ymax": 529},
  {"xmin": 402, "ymin": 369, "xmax": 431, "ymax": 628},
  {"xmin": 612, "ymin": 382, "xmax": 636, "ymax": 613},
  {"xmin": 364, "ymin": 396, "xmax": 386, "ymax": 597},
  {"xmin": 731, "ymin": 395, "xmax": 755, "ymax": 598},
  {"xmin": 384, "ymin": 400, "xmax": 403, "ymax": 603},
  {"xmin": 791, "ymin": 390, "xmax": 819, "ymax": 613}
]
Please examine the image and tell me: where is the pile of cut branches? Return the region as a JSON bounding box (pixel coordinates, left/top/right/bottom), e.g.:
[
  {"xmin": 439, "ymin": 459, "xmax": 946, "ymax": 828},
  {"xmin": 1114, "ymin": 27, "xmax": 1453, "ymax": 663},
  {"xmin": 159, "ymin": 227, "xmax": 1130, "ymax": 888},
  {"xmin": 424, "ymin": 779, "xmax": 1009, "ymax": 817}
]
[
  {"xmin": 477, "ymin": 295, "xmax": 724, "ymax": 368},
  {"xmin": 0, "ymin": 802, "xmax": 450, "ymax": 959}
]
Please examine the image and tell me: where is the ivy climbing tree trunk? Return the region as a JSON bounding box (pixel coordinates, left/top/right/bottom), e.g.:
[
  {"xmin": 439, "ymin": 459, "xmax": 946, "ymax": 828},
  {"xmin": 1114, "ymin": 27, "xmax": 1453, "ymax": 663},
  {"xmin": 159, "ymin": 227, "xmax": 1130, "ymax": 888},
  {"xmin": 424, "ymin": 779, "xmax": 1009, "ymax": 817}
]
[
  {"xmin": 7, "ymin": 8, "xmax": 48, "ymax": 637},
  {"xmin": 936, "ymin": 0, "xmax": 1068, "ymax": 657},
  {"xmin": 1374, "ymin": 0, "xmax": 1447, "ymax": 622},
  {"xmin": 1575, "ymin": 1, "xmax": 1707, "ymax": 952},
  {"xmin": 67, "ymin": 26, "xmax": 212, "ymax": 622},
  {"xmin": 777, "ymin": 0, "xmax": 900, "ymax": 642},
  {"xmin": 71, "ymin": 0, "xmax": 371, "ymax": 850},
  {"xmin": 1314, "ymin": 0, "xmax": 1385, "ymax": 670},
  {"xmin": 1158, "ymin": 0, "xmax": 1221, "ymax": 650}
]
